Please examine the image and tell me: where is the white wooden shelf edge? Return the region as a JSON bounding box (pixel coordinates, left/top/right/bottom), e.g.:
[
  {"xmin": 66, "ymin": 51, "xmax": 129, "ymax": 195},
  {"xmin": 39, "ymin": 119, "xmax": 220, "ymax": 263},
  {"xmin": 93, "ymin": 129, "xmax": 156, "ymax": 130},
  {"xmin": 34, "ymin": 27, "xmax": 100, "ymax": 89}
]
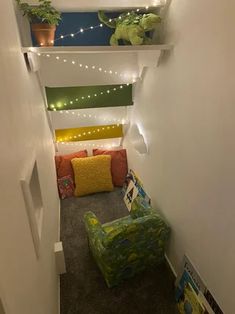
[{"xmin": 21, "ymin": 44, "xmax": 173, "ymax": 54}]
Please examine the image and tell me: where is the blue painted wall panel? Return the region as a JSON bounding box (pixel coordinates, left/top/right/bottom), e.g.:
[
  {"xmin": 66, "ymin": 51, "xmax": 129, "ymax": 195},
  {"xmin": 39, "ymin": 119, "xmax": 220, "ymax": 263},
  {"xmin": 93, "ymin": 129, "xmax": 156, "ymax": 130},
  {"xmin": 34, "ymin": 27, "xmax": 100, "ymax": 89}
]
[{"xmin": 32, "ymin": 12, "xmax": 119, "ymax": 46}]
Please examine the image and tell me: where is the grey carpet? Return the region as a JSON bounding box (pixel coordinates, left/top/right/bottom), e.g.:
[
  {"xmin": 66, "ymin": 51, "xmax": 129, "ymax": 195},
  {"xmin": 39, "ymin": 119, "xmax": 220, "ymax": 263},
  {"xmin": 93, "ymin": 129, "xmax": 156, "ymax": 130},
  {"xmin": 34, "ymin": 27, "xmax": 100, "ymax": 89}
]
[{"xmin": 60, "ymin": 188, "xmax": 177, "ymax": 314}]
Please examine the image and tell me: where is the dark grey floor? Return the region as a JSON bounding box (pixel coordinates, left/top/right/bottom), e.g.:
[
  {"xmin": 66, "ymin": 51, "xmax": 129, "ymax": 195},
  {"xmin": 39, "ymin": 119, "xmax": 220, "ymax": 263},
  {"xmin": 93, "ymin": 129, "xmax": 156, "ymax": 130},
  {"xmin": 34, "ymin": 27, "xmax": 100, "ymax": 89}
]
[{"xmin": 60, "ymin": 188, "xmax": 177, "ymax": 314}]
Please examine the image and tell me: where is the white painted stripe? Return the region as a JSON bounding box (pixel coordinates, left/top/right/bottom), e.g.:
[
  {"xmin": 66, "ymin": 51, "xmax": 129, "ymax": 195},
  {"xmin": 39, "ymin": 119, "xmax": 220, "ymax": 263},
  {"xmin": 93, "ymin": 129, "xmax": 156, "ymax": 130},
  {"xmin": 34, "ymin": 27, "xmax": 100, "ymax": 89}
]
[
  {"xmin": 56, "ymin": 138, "xmax": 122, "ymax": 156},
  {"xmin": 49, "ymin": 106, "xmax": 129, "ymax": 129}
]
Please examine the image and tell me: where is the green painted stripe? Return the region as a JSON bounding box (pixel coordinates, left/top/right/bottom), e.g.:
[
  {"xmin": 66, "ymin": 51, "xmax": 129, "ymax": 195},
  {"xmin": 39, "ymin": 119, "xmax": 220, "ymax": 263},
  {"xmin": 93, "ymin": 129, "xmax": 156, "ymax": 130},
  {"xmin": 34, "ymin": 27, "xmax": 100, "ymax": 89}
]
[{"xmin": 46, "ymin": 84, "xmax": 133, "ymax": 111}]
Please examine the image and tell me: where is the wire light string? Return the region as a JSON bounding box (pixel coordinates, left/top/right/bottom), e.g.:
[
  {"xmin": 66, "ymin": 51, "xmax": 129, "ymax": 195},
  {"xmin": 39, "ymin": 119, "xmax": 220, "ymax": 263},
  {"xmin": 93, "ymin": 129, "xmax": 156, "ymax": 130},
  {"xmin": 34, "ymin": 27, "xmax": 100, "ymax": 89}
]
[
  {"xmin": 39, "ymin": 5, "xmax": 162, "ymax": 46},
  {"xmin": 58, "ymin": 141, "xmax": 119, "ymax": 149},
  {"xmin": 49, "ymin": 84, "xmax": 129, "ymax": 110},
  {"xmin": 37, "ymin": 54, "xmax": 137, "ymax": 82},
  {"xmin": 57, "ymin": 124, "xmax": 122, "ymax": 143},
  {"xmin": 54, "ymin": 110, "xmax": 128, "ymax": 125}
]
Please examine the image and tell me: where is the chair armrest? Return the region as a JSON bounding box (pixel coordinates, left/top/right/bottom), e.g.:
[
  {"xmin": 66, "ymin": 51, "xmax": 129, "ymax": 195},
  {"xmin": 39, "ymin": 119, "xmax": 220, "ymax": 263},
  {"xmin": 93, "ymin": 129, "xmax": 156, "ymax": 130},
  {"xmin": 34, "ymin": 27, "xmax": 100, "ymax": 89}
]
[{"xmin": 84, "ymin": 211, "xmax": 104, "ymax": 236}]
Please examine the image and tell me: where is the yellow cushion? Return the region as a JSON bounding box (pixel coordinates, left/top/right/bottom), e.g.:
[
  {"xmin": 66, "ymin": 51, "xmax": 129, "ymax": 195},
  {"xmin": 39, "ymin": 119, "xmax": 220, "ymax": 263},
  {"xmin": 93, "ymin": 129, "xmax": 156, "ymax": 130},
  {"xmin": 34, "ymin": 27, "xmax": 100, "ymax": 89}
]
[{"xmin": 71, "ymin": 155, "xmax": 113, "ymax": 197}]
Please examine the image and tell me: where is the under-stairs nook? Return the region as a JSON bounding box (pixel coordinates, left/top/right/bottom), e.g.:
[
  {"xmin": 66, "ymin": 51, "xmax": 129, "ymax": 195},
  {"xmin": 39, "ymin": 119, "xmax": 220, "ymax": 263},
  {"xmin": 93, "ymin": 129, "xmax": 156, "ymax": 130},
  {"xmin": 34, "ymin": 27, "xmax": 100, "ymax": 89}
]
[{"xmin": 0, "ymin": 0, "xmax": 233, "ymax": 314}]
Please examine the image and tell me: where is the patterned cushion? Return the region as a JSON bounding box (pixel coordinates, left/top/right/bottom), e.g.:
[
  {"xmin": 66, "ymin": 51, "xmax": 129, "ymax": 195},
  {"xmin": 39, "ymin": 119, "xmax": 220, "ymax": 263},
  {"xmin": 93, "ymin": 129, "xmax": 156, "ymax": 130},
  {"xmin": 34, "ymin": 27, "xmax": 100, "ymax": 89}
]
[
  {"xmin": 71, "ymin": 155, "xmax": 113, "ymax": 197},
  {"xmin": 93, "ymin": 149, "xmax": 128, "ymax": 187},
  {"xmin": 55, "ymin": 150, "xmax": 88, "ymax": 181},
  {"xmin": 57, "ymin": 175, "xmax": 74, "ymax": 199}
]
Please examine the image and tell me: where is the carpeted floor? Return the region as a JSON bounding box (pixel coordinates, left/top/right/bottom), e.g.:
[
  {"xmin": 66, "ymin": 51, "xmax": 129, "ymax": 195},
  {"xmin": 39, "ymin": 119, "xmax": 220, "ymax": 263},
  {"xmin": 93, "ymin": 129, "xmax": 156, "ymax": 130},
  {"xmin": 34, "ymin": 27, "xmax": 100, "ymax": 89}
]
[{"xmin": 60, "ymin": 188, "xmax": 177, "ymax": 314}]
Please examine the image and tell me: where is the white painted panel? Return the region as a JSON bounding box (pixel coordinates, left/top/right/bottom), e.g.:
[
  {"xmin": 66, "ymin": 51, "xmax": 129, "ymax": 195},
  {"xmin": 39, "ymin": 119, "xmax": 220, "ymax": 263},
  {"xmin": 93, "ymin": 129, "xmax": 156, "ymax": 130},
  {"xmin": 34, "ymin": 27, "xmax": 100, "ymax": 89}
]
[
  {"xmin": 40, "ymin": 53, "xmax": 138, "ymax": 87},
  {"xmin": 56, "ymin": 138, "xmax": 122, "ymax": 155},
  {"xmin": 50, "ymin": 106, "xmax": 129, "ymax": 129},
  {"xmin": 25, "ymin": 0, "xmax": 166, "ymax": 11},
  {"xmin": 124, "ymin": 0, "xmax": 235, "ymax": 312},
  {"xmin": 0, "ymin": 2, "xmax": 59, "ymax": 314}
]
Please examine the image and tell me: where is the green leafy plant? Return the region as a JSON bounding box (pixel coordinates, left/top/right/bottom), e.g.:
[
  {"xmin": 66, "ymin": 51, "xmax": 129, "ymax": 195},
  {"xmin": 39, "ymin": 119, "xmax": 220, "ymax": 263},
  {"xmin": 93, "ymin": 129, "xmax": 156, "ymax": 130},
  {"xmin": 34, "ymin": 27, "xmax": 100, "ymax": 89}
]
[{"xmin": 16, "ymin": 0, "xmax": 61, "ymax": 25}]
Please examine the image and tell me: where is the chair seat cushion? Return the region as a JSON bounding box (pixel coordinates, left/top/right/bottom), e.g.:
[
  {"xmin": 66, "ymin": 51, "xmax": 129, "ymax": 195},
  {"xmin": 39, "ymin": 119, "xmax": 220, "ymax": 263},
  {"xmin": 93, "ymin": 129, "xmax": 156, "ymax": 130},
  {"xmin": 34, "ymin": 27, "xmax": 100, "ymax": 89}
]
[{"xmin": 71, "ymin": 155, "xmax": 114, "ymax": 197}]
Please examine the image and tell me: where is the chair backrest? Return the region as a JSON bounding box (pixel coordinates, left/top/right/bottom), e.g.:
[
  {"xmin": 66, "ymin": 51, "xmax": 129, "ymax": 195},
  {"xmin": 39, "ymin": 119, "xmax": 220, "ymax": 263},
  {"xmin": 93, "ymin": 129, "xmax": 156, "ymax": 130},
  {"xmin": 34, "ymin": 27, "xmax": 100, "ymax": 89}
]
[{"xmin": 103, "ymin": 213, "xmax": 170, "ymax": 251}]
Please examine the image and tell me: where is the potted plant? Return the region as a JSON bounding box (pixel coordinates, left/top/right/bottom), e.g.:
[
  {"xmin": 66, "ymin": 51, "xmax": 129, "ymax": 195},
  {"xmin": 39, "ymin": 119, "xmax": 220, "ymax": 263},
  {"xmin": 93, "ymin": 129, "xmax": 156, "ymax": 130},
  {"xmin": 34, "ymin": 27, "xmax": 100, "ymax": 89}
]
[{"xmin": 16, "ymin": 0, "xmax": 61, "ymax": 46}]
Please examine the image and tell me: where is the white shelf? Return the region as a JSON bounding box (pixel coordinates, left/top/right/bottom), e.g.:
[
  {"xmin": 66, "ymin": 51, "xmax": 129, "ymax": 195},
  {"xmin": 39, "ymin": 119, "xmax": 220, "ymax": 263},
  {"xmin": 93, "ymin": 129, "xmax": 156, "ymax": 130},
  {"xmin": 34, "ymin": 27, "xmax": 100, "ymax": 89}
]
[
  {"xmin": 22, "ymin": 44, "xmax": 173, "ymax": 54},
  {"xmin": 23, "ymin": 44, "xmax": 173, "ymax": 85}
]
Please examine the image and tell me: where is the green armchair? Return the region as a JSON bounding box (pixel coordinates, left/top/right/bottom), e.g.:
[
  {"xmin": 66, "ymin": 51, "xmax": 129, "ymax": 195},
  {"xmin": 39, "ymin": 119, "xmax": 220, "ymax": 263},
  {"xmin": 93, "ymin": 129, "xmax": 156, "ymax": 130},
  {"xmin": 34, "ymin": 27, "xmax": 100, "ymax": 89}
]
[{"xmin": 84, "ymin": 202, "xmax": 170, "ymax": 287}]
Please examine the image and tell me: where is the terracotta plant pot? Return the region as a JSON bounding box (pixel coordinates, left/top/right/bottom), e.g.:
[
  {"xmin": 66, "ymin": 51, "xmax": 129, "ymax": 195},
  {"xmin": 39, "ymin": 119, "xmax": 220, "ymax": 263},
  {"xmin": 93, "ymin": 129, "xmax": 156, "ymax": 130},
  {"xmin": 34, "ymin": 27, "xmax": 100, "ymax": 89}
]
[{"xmin": 31, "ymin": 23, "xmax": 56, "ymax": 46}]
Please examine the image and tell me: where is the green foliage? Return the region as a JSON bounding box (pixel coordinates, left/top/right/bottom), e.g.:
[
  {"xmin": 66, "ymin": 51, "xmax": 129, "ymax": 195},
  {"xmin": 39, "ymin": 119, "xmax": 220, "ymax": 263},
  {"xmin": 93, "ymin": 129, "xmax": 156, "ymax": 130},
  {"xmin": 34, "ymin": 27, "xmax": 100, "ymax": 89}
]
[{"xmin": 16, "ymin": 0, "xmax": 61, "ymax": 25}]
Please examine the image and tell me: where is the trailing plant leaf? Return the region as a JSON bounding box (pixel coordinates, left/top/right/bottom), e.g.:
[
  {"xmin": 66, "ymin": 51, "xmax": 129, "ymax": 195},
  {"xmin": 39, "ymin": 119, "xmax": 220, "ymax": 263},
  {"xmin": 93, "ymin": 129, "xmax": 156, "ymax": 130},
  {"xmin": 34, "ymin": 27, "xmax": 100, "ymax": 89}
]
[{"xmin": 16, "ymin": 0, "xmax": 61, "ymax": 25}]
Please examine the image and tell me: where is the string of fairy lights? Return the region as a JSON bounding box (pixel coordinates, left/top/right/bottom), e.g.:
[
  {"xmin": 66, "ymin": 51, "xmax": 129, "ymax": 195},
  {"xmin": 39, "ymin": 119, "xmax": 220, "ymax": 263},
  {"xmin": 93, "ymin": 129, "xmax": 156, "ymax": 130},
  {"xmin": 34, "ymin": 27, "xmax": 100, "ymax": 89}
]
[
  {"xmin": 56, "ymin": 124, "xmax": 121, "ymax": 142},
  {"xmin": 49, "ymin": 84, "xmax": 129, "ymax": 110},
  {"xmin": 58, "ymin": 142, "xmax": 119, "ymax": 149},
  {"xmin": 37, "ymin": 53, "xmax": 137, "ymax": 82},
  {"xmin": 39, "ymin": 4, "xmax": 162, "ymax": 46},
  {"xmin": 55, "ymin": 110, "xmax": 128, "ymax": 125}
]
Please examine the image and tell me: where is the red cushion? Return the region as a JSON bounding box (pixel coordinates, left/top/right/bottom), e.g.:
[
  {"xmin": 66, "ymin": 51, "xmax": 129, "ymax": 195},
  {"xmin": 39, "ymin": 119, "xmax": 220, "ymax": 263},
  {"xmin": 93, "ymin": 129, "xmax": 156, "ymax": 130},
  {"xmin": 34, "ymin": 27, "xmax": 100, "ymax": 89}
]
[
  {"xmin": 55, "ymin": 150, "xmax": 88, "ymax": 181},
  {"xmin": 93, "ymin": 149, "xmax": 128, "ymax": 187}
]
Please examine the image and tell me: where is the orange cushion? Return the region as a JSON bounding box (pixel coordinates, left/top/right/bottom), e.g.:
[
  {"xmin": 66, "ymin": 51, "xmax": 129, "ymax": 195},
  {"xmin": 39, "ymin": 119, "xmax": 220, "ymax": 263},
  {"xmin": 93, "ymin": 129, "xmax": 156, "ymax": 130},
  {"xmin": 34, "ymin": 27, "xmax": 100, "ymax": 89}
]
[
  {"xmin": 93, "ymin": 149, "xmax": 128, "ymax": 187},
  {"xmin": 55, "ymin": 150, "xmax": 88, "ymax": 181}
]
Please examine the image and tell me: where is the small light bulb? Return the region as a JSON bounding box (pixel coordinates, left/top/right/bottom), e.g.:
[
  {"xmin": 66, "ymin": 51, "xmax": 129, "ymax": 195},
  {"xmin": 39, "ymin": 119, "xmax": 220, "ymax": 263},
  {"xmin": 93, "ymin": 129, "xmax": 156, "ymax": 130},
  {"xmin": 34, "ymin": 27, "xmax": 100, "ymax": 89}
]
[
  {"xmin": 66, "ymin": 111, "xmax": 69, "ymax": 113},
  {"xmin": 80, "ymin": 28, "xmax": 84, "ymax": 33},
  {"xmin": 37, "ymin": 53, "xmax": 41, "ymax": 56},
  {"xmin": 89, "ymin": 114, "xmax": 91, "ymax": 117},
  {"xmin": 79, "ymin": 64, "xmax": 83, "ymax": 67},
  {"xmin": 120, "ymin": 85, "xmax": 123, "ymax": 89},
  {"xmin": 46, "ymin": 54, "xmax": 50, "ymax": 57},
  {"xmin": 90, "ymin": 26, "xmax": 94, "ymax": 29},
  {"xmin": 94, "ymin": 94, "xmax": 97, "ymax": 97},
  {"xmin": 51, "ymin": 40, "xmax": 54, "ymax": 44},
  {"xmin": 119, "ymin": 16, "xmax": 122, "ymax": 20},
  {"xmin": 104, "ymin": 70, "xmax": 107, "ymax": 73},
  {"xmin": 56, "ymin": 56, "xmax": 60, "ymax": 60},
  {"xmin": 136, "ymin": 8, "xmax": 140, "ymax": 12},
  {"xmin": 92, "ymin": 65, "xmax": 95, "ymax": 69},
  {"xmin": 145, "ymin": 5, "xmax": 149, "ymax": 9},
  {"xmin": 82, "ymin": 97, "xmax": 85, "ymax": 100},
  {"xmin": 109, "ymin": 70, "xmax": 112, "ymax": 74},
  {"xmin": 72, "ymin": 60, "xmax": 75, "ymax": 64},
  {"xmin": 64, "ymin": 103, "xmax": 67, "ymax": 106},
  {"xmin": 99, "ymin": 67, "xmax": 102, "ymax": 71},
  {"xmin": 83, "ymin": 114, "xmax": 86, "ymax": 117},
  {"xmin": 115, "ymin": 72, "xmax": 118, "ymax": 75},
  {"xmin": 72, "ymin": 111, "xmax": 75, "ymax": 114},
  {"xmin": 70, "ymin": 101, "xmax": 73, "ymax": 104},
  {"xmin": 53, "ymin": 108, "xmax": 56, "ymax": 111},
  {"xmin": 107, "ymin": 90, "xmax": 110, "ymax": 93},
  {"xmin": 127, "ymin": 12, "xmax": 130, "ymax": 15},
  {"xmin": 101, "ymin": 92, "xmax": 103, "ymax": 95},
  {"xmin": 63, "ymin": 59, "xmax": 67, "ymax": 62},
  {"xmin": 60, "ymin": 111, "xmax": 63, "ymax": 114},
  {"xmin": 88, "ymin": 131, "xmax": 91, "ymax": 134},
  {"xmin": 88, "ymin": 95, "xmax": 91, "ymax": 98},
  {"xmin": 60, "ymin": 35, "xmax": 64, "ymax": 39},
  {"xmin": 85, "ymin": 65, "xmax": 88, "ymax": 69},
  {"xmin": 109, "ymin": 19, "xmax": 112, "ymax": 22},
  {"xmin": 76, "ymin": 98, "xmax": 78, "ymax": 101},
  {"xmin": 100, "ymin": 23, "xmax": 103, "ymax": 27},
  {"xmin": 113, "ymin": 88, "xmax": 116, "ymax": 91},
  {"xmin": 71, "ymin": 33, "xmax": 74, "ymax": 37}
]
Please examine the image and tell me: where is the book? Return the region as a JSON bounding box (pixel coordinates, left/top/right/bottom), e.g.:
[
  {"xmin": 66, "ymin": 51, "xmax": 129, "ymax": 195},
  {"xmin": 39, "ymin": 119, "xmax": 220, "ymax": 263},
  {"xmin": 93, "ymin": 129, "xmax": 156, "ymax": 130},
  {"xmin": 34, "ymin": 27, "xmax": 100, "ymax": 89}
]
[
  {"xmin": 175, "ymin": 270, "xmax": 199, "ymax": 302},
  {"xmin": 177, "ymin": 282, "xmax": 205, "ymax": 314}
]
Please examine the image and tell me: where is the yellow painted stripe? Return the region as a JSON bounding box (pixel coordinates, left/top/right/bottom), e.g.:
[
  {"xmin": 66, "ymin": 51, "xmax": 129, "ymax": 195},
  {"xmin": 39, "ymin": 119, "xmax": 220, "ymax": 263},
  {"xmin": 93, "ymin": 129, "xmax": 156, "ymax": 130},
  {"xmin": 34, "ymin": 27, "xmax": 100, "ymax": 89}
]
[{"xmin": 55, "ymin": 124, "xmax": 123, "ymax": 142}]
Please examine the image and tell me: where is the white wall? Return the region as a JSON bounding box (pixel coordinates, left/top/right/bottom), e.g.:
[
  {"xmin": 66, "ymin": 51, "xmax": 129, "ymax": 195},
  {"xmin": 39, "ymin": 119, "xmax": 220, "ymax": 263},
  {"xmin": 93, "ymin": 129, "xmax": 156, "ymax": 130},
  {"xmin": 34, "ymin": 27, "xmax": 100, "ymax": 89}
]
[
  {"xmin": 0, "ymin": 1, "xmax": 60, "ymax": 314},
  {"xmin": 124, "ymin": 0, "xmax": 235, "ymax": 312}
]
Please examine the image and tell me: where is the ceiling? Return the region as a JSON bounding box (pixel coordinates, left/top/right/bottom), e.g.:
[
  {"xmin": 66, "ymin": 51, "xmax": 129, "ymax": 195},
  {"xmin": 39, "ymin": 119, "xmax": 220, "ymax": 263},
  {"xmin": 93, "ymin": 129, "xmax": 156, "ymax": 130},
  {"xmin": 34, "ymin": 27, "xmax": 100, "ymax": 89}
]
[{"xmin": 25, "ymin": 0, "xmax": 165, "ymax": 11}]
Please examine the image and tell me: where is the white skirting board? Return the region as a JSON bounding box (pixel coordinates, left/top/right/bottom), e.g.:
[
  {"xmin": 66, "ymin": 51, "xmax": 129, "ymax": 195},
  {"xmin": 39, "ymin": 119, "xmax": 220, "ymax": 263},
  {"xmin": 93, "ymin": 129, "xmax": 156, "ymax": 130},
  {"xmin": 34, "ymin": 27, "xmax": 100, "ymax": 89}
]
[{"xmin": 165, "ymin": 254, "xmax": 177, "ymax": 279}]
